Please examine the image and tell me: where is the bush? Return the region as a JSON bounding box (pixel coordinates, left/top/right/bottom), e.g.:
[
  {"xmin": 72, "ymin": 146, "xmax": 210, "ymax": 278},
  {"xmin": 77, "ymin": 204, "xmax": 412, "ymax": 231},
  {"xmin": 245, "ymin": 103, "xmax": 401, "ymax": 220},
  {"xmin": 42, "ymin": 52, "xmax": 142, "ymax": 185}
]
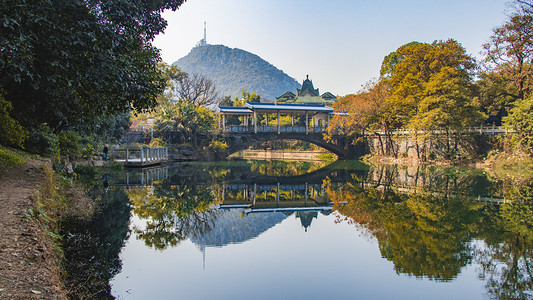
[
  {"xmin": 503, "ymin": 97, "xmax": 533, "ymax": 152},
  {"xmin": 148, "ymin": 138, "xmax": 166, "ymax": 148},
  {"xmin": 207, "ymin": 140, "xmax": 228, "ymax": 153},
  {"xmin": 0, "ymin": 93, "xmax": 27, "ymax": 148},
  {"xmin": 59, "ymin": 131, "xmax": 82, "ymax": 157},
  {"xmin": 25, "ymin": 125, "xmax": 59, "ymax": 157}
]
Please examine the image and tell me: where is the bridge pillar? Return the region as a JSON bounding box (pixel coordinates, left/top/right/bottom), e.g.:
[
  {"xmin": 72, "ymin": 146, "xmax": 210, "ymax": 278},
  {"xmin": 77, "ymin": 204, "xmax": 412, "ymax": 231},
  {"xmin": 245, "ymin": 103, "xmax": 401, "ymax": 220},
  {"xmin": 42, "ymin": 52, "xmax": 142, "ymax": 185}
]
[
  {"xmin": 254, "ymin": 111, "xmax": 257, "ymax": 133},
  {"xmin": 277, "ymin": 111, "xmax": 280, "ymax": 134},
  {"xmin": 305, "ymin": 112, "xmax": 308, "ymax": 134}
]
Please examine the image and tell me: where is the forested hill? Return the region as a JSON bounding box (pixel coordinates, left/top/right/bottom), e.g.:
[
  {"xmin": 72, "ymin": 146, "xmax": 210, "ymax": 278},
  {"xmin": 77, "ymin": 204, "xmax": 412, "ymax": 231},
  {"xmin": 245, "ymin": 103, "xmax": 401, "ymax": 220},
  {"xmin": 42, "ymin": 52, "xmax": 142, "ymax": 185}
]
[{"xmin": 173, "ymin": 44, "xmax": 300, "ymax": 100}]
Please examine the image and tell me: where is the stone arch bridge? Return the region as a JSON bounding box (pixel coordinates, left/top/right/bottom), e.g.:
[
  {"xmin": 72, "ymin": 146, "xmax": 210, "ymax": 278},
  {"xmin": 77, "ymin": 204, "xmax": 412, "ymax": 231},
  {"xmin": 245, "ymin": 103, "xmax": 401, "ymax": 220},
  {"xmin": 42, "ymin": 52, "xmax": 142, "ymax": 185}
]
[
  {"xmin": 217, "ymin": 102, "xmax": 363, "ymax": 158},
  {"xmin": 219, "ymin": 131, "xmax": 362, "ymax": 159}
]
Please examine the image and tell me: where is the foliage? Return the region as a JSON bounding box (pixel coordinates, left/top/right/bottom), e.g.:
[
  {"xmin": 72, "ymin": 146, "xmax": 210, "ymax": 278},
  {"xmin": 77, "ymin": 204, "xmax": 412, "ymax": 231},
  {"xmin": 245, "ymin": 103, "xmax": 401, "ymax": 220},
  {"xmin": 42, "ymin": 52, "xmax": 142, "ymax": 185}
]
[
  {"xmin": 383, "ymin": 39, "xmax": 478, "ymax": 127},
  {"xmin": 220, "ymin": 89, "xmax": 259, "ymax": 107},
  {"xmin": 154, "ymin": 99, "xmax": 215, "ymax": 146},
  {"xmin": 0, "ymin": 91, "xmax": 27, "ymax": 147},
  {"xmin": 1, "ymin": 0, "xmax": 185, "ymax": 131},
  {"xmin": 58, "ymin": 131, "xmax": 82, "ymax": 157},
  {"xmin": 24, "ymin": 125, "xmax": 59, "ymax": 157},
  {"xmin": 503, "ymin": 96, "xmax": 533, "ymax": 150},
  {"xmin": 174, "ymin": 44, "xmax": 300, "ymax": 100},
  {"xmin": 81, "ymin": 143, "xmax": 97, "ymax": 159},
  {"xmin": 327, "ymin": 80, "xmax": 392, "ymax": 137},
  {"xmin": 83, "ymin": 113, "xmax": 131, "ymax": 144},
  {"xmin": 207, "ymin": 140, "xmax": 228, "ymax": 153},
  {"xmin": 482, "ymin": 13, "xmax": 533, "ymax": 102},
  {"xmin": 148, "ymin": 138, "xmax": 166, "ymax": 148},
  {"xmin": 409, "ymin": 67, "xmax": 484, "ymax": 131}
]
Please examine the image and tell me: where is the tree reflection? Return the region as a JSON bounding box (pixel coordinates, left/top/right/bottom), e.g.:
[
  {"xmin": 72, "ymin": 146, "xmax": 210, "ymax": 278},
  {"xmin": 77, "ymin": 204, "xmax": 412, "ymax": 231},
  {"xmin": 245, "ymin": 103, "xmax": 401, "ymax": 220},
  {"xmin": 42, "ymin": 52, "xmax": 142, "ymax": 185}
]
[
  {"xmin": 62, "ymin": 187, "xmax": 131, "ymax": 299},
  {"xmin": 330, "ymin": 177, "xmax": 484, "ymax": 281},
  {"xmin": 331, "ymin": 169, "xmax": 533, "ymax": 296},
  {"xmin": 248, "ymin": 160, "xmax": 327, "ymax": 177},
  {"xmin": 476, "ymin": 182, "xmax": 533, "ymax": 299},
  {"xmin": 128, "ymin": 180, "xmax": 220, "ymax": 250}
]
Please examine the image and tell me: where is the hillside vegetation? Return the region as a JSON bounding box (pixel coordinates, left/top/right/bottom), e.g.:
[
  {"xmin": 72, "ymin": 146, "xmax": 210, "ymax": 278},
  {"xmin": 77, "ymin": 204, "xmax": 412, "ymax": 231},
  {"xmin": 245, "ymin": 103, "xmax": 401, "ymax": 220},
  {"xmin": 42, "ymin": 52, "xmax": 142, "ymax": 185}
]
[{"xmin": 174, "ymin": 44, "xmax": 300, "ymax": 100}]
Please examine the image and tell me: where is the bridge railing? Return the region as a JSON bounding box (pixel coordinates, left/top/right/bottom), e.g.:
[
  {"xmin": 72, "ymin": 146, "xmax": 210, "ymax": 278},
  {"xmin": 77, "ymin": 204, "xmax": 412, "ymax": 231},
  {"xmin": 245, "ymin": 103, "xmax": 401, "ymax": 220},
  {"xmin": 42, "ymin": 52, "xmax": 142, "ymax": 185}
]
[
  {"xmin": 224, "ymin": 125, "xmax": 328, "ymax": 133},
  {"xmin": 112, "ymin": 147, "xmax": 169, "ymax": 164},
  {"xmin": 370, "ymin": 126, "xmax": 514, "ymax": 136}
]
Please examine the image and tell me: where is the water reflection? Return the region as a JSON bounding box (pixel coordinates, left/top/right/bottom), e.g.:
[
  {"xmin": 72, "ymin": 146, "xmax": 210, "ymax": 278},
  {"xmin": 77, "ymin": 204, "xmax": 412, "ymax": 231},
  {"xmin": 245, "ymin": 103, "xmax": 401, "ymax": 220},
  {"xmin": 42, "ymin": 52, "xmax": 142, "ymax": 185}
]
[
  {"xmin": 62, "ymin": 160, "xmax": 533, "ymax": 299},
  {"xmin": 329, "ymin": 169, "xmax": 533, "ymax": 298},
  {"xmin": 62, "ymin": 183, "xmax": 131, "ymax": 299}
]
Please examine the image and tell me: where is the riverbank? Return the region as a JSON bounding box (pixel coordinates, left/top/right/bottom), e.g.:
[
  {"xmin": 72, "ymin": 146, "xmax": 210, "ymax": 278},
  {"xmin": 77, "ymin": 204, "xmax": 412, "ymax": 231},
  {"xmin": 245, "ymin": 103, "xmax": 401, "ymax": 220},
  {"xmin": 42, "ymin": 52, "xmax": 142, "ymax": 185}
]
[{"xmin": 0, "ymin": 150, "xmax": 67, "ymax": 299}]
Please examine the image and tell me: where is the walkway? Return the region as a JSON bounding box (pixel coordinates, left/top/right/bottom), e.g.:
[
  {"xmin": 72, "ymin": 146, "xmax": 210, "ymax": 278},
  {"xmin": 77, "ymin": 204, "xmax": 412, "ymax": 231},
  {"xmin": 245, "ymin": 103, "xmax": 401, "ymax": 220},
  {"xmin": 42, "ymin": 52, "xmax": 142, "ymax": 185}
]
[{"xmin": 112, "ymin": 147, "xmax": 169, "ymax": 167}]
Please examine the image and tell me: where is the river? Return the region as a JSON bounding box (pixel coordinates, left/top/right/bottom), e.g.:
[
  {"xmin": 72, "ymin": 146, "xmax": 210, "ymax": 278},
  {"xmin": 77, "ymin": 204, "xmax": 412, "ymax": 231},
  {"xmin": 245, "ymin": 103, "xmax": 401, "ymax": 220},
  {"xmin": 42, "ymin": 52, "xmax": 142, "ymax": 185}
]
[{"xmin": 61, "ymin": 159, "xmax": 533, "ymax": 299}]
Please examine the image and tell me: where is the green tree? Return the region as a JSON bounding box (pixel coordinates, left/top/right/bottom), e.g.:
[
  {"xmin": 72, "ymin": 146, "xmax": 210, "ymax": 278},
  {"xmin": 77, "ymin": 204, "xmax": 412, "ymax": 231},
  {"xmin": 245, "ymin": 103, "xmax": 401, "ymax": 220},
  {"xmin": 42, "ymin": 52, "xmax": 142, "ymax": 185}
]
[
  {"xmin": 409, "ymin": 67, "xmax": 485, "ymax": 154},
  {"xmin": 154, "ymin": 99, "xmax": 215, "ymax": 146},
  {"xmin": 503, "ymin": 96, "xmax": 533, "ymax": 150},
  {"xmin": 1, "ymin": 0, "xmax": 185, "ymax": 131},
  {"xmin": 381, "ymin": 40, "xmax": 477, "ymax": 125},
  {"xmin": 0, "ymin": 92, "xmax": 27, "ymax": 147}
]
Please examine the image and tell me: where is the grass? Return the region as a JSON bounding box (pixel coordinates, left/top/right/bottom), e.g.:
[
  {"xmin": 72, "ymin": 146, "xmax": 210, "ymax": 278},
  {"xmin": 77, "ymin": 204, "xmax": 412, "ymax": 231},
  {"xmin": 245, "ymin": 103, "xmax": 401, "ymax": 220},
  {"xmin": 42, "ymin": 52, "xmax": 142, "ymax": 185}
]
[{"xmin": 0, "ymin": 146, "xmax": 26, "ymax": 166}]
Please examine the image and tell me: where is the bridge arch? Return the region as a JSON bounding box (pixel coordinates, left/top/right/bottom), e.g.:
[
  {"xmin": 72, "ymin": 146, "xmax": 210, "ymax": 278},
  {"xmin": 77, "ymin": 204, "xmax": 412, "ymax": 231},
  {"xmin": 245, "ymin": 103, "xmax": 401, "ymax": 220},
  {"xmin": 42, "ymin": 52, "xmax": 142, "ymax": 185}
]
[{"xmin": 222, "ymin": 132, "xmax": 348, "ymax": 158}]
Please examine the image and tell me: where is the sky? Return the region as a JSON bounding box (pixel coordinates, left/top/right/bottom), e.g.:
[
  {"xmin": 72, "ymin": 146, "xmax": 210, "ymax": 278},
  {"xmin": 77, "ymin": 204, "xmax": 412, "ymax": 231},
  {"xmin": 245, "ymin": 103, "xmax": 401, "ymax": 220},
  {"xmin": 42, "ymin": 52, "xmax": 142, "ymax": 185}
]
[{"xmin": 153, "ymin": 0, "xmax": 511, "ymax": 96}]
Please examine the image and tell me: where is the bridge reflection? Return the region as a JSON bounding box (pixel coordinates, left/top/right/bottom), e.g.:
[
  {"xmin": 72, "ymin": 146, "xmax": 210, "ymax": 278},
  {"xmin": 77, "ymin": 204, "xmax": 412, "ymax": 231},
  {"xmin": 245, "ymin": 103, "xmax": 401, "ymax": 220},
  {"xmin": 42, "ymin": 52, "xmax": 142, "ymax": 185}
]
[{"xmin": 219, "ymin": 182, "xmax": 332, "ymax": 214}]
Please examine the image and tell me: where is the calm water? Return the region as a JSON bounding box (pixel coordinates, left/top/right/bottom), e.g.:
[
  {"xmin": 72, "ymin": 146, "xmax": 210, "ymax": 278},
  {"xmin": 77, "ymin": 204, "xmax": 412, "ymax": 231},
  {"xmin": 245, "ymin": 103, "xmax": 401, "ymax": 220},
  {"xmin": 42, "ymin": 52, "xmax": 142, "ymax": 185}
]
[{"xmin": 62, "ymin": 160, "xmax": 533, "ymax": 299}]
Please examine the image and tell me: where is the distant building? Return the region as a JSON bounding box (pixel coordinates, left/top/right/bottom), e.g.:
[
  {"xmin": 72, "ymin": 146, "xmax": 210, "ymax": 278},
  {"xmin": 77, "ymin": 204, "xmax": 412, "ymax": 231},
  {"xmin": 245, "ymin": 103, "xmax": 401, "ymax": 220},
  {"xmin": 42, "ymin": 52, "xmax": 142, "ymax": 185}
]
[{"xmin": 276, "ymin": 75, "xmax": 337, "ymax": 105}]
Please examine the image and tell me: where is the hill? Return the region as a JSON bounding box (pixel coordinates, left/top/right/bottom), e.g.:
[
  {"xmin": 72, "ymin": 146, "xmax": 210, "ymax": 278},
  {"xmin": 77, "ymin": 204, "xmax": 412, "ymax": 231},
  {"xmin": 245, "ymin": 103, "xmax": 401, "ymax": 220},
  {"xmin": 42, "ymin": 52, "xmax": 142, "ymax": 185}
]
[{"xmin": 173, "ymin": 44, "xmax": 300, "ymax": 101}]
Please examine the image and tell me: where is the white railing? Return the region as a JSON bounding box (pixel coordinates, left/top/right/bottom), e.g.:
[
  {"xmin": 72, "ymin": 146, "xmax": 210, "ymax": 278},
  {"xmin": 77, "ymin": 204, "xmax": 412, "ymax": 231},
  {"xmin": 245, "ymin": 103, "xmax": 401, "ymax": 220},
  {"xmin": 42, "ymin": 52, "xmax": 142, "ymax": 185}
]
[
  {"xmin": 370, "ymin": 126, "xmax": 513, "ymax": 136},
  {"xmin": 113, "ymin": 147, "xmax": 169, "ymax": 164}
]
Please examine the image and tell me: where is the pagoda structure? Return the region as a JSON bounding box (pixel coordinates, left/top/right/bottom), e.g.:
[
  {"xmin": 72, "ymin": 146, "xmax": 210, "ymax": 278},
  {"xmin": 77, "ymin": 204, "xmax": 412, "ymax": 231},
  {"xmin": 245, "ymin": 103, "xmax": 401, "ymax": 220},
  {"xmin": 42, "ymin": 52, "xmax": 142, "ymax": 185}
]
[{"xmin": 276, "ymin": 75, "xmax": 337, "ymax": 105}]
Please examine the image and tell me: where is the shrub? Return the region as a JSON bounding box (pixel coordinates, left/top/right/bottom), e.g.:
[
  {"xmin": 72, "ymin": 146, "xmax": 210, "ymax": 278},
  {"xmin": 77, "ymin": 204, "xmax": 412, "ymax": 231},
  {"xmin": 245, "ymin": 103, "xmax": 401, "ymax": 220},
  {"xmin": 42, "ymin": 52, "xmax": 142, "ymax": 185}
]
[
  {"xmin": 0, "ymin": 92, "xmax": 27, "ymax": 148},
  {"xmin": 25, "ymin": 125, "xmax": 59, "ymax": 157},
  {"xmin": 208, "ymin": 140, "xmax": 228, "ymax": 153},
  {"xmin": 59, "ymin": 131, "xmax": 82, "ymax": 157}
]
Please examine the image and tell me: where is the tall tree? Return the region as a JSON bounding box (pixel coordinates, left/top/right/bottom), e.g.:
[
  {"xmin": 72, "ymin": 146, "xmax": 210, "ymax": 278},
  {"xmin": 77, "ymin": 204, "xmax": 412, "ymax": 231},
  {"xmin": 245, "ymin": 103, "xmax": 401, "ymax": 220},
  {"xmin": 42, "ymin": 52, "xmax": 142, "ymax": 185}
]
[
  {"xmin": 482, "ymin": 13, "xmax": 533, "ymax": 105},
  {"xmin": 0, "ymin": 0, "xmax": 185, "ymax": 131},
  {"xmin": 381, "ymin": 39, "xmax": 477, "ymax": 125},
  {"xmin": 173, "ymin": 73, "xmax": 220, "ymax": 107}
]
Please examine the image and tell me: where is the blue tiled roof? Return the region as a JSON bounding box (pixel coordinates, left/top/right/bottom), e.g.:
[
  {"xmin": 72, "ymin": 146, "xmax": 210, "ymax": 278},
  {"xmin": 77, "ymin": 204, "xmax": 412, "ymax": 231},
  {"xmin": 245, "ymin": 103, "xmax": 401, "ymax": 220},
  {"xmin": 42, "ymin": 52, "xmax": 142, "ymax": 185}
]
[
  {"xmin": 244, "ymin": 102, "xmax": 333, "ymax": 112},
  {"xmin": 217, "ymin": 106, "xmax": 253, "ymax": 114}
]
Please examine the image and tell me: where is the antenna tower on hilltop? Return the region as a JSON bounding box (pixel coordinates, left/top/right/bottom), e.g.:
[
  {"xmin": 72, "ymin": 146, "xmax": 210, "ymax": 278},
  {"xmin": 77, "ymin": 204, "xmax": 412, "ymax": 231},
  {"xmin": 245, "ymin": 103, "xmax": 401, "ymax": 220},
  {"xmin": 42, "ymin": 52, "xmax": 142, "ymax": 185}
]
[{"xmin": 196, "ymin": 21, "xmax": 207, "ymax": 47}]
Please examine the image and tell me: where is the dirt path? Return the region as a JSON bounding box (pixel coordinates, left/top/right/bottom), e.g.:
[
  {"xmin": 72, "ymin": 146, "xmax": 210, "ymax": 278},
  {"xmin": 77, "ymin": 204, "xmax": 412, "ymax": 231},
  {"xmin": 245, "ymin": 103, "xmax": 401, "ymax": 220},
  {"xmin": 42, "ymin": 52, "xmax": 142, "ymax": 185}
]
[{"xmin": 0, "ymin": 158, "xmax": 67, "ymax": 299}]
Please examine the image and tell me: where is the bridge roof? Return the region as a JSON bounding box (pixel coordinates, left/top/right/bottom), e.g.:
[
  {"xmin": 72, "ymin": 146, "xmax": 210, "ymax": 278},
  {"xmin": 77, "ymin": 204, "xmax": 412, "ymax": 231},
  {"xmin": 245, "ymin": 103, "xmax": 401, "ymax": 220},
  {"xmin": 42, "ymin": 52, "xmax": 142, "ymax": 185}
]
[
  {"xmin": 217, "ymin": 106, "xmax": 253, "ymax": 114},
  {"xmin": 245, "ymin": 102, "xmax": 334, "ymax": 113}
]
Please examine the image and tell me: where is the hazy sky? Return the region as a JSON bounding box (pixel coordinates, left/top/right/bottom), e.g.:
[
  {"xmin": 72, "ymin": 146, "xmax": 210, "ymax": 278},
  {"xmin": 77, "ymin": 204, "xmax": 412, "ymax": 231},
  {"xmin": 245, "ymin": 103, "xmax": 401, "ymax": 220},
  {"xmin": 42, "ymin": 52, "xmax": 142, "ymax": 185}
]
[{"xmin": 154, "ymin": 0, "xmax": 510, "ymax": 96}]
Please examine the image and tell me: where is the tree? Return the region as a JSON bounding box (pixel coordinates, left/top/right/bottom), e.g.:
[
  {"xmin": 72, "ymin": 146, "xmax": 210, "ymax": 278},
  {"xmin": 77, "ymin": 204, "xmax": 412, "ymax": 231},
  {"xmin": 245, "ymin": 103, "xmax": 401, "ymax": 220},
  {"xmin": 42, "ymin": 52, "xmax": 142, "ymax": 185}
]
[
  {"xmin": 503, "ymin": 96, "xmax": 533, "ymax": 150},
  {"xmin": 326, "ymin": 80, "xmax": 394, "ymax": 154},
  {"xmin": 0, "ymin": 91, "xmax": 27, "ymax": 147},
  {"xmin": 173, "ymin": 73, "xmax": 220, "ymax": 107},
  {"xmin": 382, "ymin": 40, "xmax": 477, "ymax": 125},
  {"xmin": 409, "ymin": 67, "xmax": 485, "ymax": 153},
  {"xmin": 154, "ymin": 99, "xmax": 215, "ymax": 145},
  {"xmin": 217, "ymin": 89, "xmax": 258, "ymax": 107},
  {"xmin": 482, "ymin": 13, "xmax": 533, "ymax": 105},
  {"xmin": 0, "ymin": 0, "xmax": 185, "ymax": 131}
]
